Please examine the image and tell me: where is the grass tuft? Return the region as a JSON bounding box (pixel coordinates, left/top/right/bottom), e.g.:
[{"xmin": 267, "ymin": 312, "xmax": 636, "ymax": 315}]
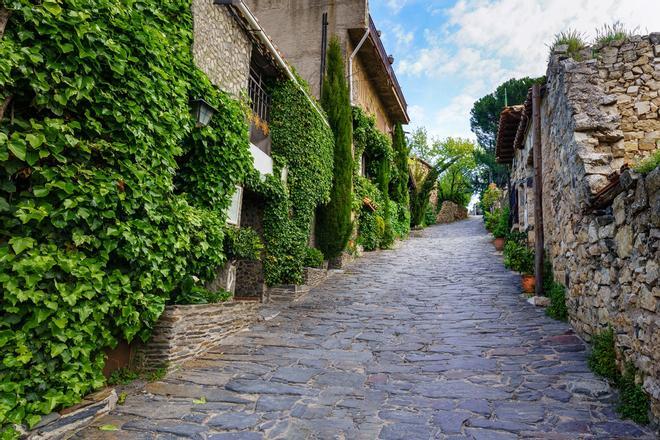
[
  {"xmin": 551, "ymin": 30, "xmax": 587, "ymax": 60},
  {"xmin": 595, "ymin": 21, "xmax": 636, "ymax": 46},
  {"xmin": 588, "ymin": 327, "xmax": 619, "ymax": 381},
  {"xmin": 633, "ymin": 150, "xmax": 660, "ymax": 174},
  {"xmin": 618, "ymin": 364, "xmax": 650, "ymax": 424},
  {"xmin": 106, "ymin": 365, "xmax": 168, "ymax": 386},
  {"xmin": 587, "ymin": 328, "xmax": 650, "ymax": 424},
  {"xmin": 545, "ymin": 282, "xmax": 568, "ymax": 321}
]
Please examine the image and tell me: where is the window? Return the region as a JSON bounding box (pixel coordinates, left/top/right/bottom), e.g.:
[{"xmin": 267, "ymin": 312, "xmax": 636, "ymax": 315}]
[{"xmin": 226, "ymin": 185, "xmax": 243, "ymax": 225}]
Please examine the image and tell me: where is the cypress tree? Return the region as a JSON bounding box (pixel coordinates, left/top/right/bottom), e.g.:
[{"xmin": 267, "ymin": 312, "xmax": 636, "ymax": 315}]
[
  {"xmin": 390, "ymin": 123, "xmax": 410, "ymax": 206},
  {"xmin": 316, "ymin": 36, "xmax": 353, "ymax": 258}
]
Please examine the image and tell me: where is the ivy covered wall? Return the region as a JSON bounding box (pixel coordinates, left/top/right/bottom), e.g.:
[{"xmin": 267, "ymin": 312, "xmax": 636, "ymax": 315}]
[
  {"xmin": 352, "ymin": 107, "xmax": 410, "ymax": 251},
  {"xmin": 250, "ymin": 79, "xmax": 334, "ymax": 286},
  {"xmin": 0, "ymin": 0, "xmax": 253, "ymax": 431}
]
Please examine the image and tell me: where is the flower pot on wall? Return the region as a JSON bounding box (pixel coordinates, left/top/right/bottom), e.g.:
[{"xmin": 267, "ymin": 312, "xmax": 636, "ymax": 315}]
[
  {"xmin": 493, "ymin": 237, "xmax": 505, "ymax": 251},
  {"xmin": 521, "ymin": 274, "xmax": 535, "ymax": 294}
]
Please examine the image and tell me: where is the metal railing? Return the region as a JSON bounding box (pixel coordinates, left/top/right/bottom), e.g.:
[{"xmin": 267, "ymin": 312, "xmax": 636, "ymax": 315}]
[{"xmin": 248, "ymin": 67, "xmax": 271, "ymax": 123}]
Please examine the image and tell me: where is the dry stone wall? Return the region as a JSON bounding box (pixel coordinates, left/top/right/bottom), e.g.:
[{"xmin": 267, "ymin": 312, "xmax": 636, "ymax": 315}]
[
  {"xmin": 192, "ymin": 0, "xmax": 252, "ymax": 98},
  {"xmin": 134, "ymin": 302, "xmax": 261, "ymax": 369},
  {"xmin": 541, "ymin": 34, "xmax": 659, "ymax": 420},
  {"xmin": 435, "ymin": 201, "xmax": 468, "ymax": 224}
]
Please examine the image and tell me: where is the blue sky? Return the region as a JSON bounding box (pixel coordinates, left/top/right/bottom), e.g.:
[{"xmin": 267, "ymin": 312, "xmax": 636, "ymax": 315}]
[{"xmin": 369, "ymin": 0, "xmax": 660, "ymax": 141}]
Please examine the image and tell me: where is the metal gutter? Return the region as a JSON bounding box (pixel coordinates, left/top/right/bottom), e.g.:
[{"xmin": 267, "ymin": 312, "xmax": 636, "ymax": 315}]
[{"xmin": 214, "ymin": 0, "xmax": 329, "ymax": 127}]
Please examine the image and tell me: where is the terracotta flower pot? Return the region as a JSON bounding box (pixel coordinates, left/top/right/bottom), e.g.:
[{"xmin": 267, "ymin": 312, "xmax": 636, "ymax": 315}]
[
  {"xmin": 493, "ymin": 237, "xmax": 505, "ymax": 251},
  {"xmin": 522, "ymin": 274, "xmax": 535, "ymax": 294}
]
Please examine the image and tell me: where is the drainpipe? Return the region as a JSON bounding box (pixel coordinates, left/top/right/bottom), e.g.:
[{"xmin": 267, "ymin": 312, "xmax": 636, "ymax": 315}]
[
  {"xmin": 532, "ymin": 84, "xmax": 544, "ymax": 296},
  {"xmin": 348, "ymin": 29, "xmax": 370, "ymax": 105}
]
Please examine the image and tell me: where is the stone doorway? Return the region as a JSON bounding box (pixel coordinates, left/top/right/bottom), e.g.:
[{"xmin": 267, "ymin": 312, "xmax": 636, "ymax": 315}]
[{"xmin": 234, "ymin": 188, "xmax": 266, "ymax": 301}]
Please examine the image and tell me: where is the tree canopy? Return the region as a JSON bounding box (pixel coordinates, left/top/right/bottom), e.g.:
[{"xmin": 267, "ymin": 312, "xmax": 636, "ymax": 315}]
[
  {"xmin": 469, "ymin": 76, "xmax": 543, "ymax": 190},
  {"xmin": 435, "ymin": 137, "xmax": 478, "ymax": 208}
]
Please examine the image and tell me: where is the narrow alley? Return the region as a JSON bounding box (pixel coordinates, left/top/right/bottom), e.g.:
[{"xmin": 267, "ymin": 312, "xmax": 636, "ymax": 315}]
[{"xmin": 78, "ymin": 218, "xmax": 654, "ymax": 439}]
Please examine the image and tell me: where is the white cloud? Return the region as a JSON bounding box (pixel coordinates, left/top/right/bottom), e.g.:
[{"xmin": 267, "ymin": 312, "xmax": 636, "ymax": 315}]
[
  {"xmin": 398, "ymin": 0, "xmax": 660, "ymax": 136},
  {"xmin": 385, "ymin": 0, "xmax": 409, "ymax": 14},
  {"xmin": 392, "ymin": 24, "xmax": 414, "ymax": 48},
  {"xmin": 408, "ymin": 96, "xmax": 478, "ymax": 142}
]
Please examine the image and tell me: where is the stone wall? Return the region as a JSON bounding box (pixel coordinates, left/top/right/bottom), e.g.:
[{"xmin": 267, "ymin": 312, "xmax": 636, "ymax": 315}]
[
  {"xmin": 351, "ymin": 42, "xmax": 394, "ymax": 133},
  {"xmin": 134, "ymin": 302, "xmax": 261, "ymax": 369},
  {"xmin": 192, "ymin": 0, "xmax": 252, "ymax": 98},
  {"xmin": 435, "ymin": 201, "xmax": 468, "ymax": 224},
  {"xmin": 244, "ymin": 0, "xmax": 368, "ymax": 99},
  {"xmin": 541, "ymin": 34, "xmax": 659, "ymax": 419}
]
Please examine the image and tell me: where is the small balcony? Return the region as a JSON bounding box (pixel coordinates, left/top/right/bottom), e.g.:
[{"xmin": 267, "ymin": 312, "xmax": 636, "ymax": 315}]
[{"xmin": 248, "ymin": 66, "xmax": 271, "ymax": 156}]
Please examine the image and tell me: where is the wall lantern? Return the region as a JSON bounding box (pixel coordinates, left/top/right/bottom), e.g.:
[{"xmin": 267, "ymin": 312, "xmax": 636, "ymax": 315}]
[{"xmin": 190, "ymin": 99, "xmax": 216, "ymax": 127}]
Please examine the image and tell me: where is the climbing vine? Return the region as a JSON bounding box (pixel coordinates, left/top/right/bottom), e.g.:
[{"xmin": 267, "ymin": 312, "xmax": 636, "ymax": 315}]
[
  {"xmin": 352, "ymin": 107, "xmax": 397, "ymax": 249},
  {"xmin": 0, "ymin": 0, "xmax": 252, "ymax": 432},
  {"xmin": 251, "ymin": 78, "xmax": 333, "ymax": 285}
]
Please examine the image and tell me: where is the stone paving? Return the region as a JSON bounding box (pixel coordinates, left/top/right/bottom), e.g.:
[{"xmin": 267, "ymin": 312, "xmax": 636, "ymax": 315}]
[{"xmin": 78, "ymin": 218, "xmax": 656, "ymax": 439}]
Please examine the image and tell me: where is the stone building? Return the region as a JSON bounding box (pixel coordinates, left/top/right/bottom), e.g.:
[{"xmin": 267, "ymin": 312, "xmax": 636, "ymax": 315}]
[
  {"xmin": 244, "ymin": 0, "xmax": 410, "ymax": 134},
  {"xmin": 496, "ymin": 34, "xmax": 659, "ymax": 420},
  {"xmin": 496, "ymin": 104, "xmax": 537, "ymax": 244},
  {"xmin": 192, "ymin": 0, "xmax": 321, "ymax": 299}
]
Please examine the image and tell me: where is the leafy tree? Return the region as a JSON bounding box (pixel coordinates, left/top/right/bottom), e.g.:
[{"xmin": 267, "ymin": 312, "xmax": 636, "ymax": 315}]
[
  {"xmin": 410, "ymin": 159, "xmax": 456, "ymax": 227},
  {"xmin": 469, "ymin": 77, "xmax": 540, "ymax": 151},
  {"xmin": 408, "ymin": 127, "xmax": 434, "ymax": 162},
  {"xmin": 435, "ymin": 137, "xmax": 477, "ymax": 207},
  {"xmin": 469, "ymin": 77, "xmax": 543, "ymax": 189},
  {"xmin": 316, "ymin": 37, "xmax": 353, "ymax": 258}
]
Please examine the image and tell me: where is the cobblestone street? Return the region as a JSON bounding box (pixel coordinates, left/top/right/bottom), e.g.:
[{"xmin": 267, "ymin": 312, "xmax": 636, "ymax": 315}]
[{"xmin": 79, "ymin": 218, "xmax": 655, "ymax": 439}]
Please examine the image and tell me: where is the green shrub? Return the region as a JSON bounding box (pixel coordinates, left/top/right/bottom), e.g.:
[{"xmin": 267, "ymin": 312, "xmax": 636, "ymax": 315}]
[
  {"xmin": 588, "ymin": 327, "xmax": 620, "ymax": 382},
  {"xmin": 546, "ymin": 282, "xmax": 568, "ymax": 321},
  {"xmin": 587, "ymin": 329, "xmax": 650, "ymax": 424},
  {"xmin": 316, "ymin": 36, "xmax": 353, "ymax": 259},
  {"xmin": 224, "ymin": 226, "xmax": 263, "ymax": 261},
  {"xmin": 480, "ymin": 183, "xmax": 502, "ymax": 213},
  {"xmin": 390, "ymin": 200, "xmax": 411, "ymax": 238},
  {"xmin": 491, "ymin": 206, "xmax": 510, "ymax": 238},
  {"xmin": 302, "ymin": 247, "xmax": 324, "ymax": 268},
  {"xmin": 633, "ymin": 150, "xmax": 660, "ymax": 174},
  {"xmin": 484, "ymin": 209, "xmax": 496, "ymax": 232},
  {"xmin": 618, "ymin": 364, "xmax": 650, "ymax": 424},
  {"xmin": 423, "ymin": 203, "xmax": 437, "ymax": 227},
  {"xmin": 503, "ymin": 239, "xmax": 534, "ymax": 274}
]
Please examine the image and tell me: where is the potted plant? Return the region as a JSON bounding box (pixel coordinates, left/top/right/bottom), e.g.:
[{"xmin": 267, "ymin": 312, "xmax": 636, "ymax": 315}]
[
  {"xmin": 504, "ymin": 238, "xmax": 535, "ymax": 293},
  {"xmin": 491, "ymin": 207, "xmax": 509, "ymax": 251}
]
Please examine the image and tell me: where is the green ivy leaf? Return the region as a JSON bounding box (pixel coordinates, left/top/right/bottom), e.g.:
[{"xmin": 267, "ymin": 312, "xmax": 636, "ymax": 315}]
[
  {"xmin": 33, "ymin": 187, "xmax": 50, "ymax": 197},
  {"xmin": 26, "ymin": 133, "xmax": 45, "ymax": 148},
  {"xmin": 8, "ymin": 138, "xmax": 26, "ymax": 161},
  {"xmin": 42, "ymin": 1, "xmax": 63, "ymax": 16},
  {"xmin": 9, "ymin": 237, "xmax": 35, "ymax": 255}
]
